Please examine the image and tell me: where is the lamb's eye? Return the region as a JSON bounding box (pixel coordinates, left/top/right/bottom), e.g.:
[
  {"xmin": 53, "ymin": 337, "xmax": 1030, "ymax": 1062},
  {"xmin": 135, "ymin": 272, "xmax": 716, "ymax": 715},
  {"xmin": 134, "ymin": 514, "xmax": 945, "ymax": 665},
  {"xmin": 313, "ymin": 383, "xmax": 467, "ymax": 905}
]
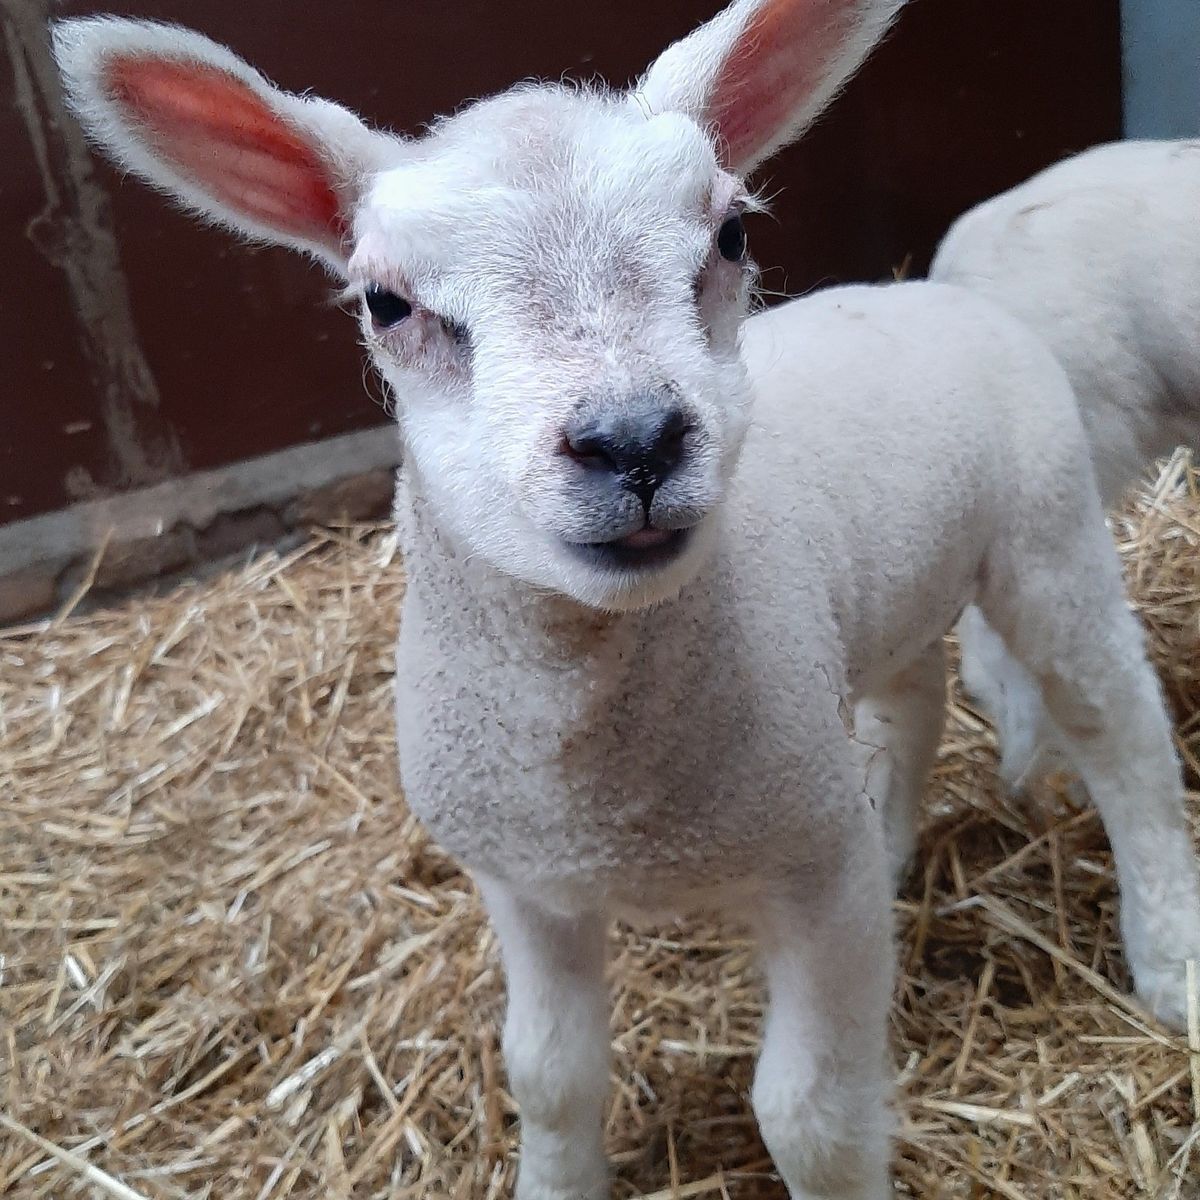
[
  {"xmin": 716, "ymin": 213, "xmax": 747, "ymax": 262},
  {"xmin": 364, "ymin": 284, "xmax": 412, "ymax": 328}
]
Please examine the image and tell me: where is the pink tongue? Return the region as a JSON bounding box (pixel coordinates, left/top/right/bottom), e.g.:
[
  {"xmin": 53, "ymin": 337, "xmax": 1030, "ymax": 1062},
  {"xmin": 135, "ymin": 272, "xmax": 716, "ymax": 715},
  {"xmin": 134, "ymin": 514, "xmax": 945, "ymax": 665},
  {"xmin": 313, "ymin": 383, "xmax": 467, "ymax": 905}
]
[{"xmin": 619, "ymin": 528, "xmax": 671, "ymax": 549}]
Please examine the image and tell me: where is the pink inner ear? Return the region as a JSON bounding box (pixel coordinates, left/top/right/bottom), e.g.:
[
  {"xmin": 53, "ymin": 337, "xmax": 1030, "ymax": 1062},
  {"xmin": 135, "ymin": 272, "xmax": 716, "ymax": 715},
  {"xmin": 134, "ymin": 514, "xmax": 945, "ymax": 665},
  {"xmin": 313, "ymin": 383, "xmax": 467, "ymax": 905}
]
[
  {"xmin": 106, "ymin": 56, "xmax": 346, "ymax": 249},
  {"xmin": 709, "ymin": 0, "xmax": 852, "ymax": 172}
]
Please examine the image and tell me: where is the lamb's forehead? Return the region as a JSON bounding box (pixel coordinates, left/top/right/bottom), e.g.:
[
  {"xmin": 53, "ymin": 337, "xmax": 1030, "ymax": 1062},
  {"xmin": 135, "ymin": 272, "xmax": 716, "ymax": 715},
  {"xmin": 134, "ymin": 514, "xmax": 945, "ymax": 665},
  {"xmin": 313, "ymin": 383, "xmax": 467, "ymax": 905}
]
[{"xmin": 352, "ymin": 86, "xmax": 724, "ymax": 283}]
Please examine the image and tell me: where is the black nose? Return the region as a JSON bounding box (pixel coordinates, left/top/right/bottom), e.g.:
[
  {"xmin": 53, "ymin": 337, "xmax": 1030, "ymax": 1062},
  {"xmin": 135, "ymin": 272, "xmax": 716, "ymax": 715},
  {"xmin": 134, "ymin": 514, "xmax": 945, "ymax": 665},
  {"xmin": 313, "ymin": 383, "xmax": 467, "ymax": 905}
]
[{"xmin": 563, "ymin": 400, "xmax": 690, "ymax": 507}]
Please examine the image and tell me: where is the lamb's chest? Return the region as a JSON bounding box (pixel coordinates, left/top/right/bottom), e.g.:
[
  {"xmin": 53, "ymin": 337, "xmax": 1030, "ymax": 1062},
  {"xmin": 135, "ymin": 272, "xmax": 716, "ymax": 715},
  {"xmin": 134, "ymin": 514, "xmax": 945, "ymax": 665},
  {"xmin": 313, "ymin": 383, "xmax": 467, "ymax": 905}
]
[{"xmin": 391, "ymin": 615, "xmax": 854, "ymax": 899}]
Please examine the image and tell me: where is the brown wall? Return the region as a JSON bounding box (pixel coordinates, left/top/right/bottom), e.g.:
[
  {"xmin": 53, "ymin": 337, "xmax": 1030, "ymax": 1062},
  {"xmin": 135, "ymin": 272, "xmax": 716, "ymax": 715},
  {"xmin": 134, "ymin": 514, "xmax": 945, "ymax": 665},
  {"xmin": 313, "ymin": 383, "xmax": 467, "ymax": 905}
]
[{"xmin": 1, "ymin": 0, "xmax": 1122, "ymax": 526}]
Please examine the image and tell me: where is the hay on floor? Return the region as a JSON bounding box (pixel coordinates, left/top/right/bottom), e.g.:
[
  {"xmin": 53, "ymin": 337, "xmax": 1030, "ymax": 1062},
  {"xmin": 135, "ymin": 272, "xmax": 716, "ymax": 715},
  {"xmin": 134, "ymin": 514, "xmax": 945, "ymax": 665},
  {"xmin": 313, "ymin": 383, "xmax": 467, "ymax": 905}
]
[{"xmin": 4, "ymin": 453, "xmax": 1200, "ymax": 1199}]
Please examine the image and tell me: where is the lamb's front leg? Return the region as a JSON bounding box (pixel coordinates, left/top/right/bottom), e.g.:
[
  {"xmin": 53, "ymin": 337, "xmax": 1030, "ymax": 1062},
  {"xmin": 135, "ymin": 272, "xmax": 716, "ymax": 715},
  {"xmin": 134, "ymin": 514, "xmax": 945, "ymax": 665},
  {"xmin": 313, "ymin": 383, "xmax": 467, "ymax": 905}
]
[
  {"xmin": 750, "ymin": 859, "xmax": 894, "ymax": 1200},
  {"xmin": 480, "ymin": 879, "xmax": 611, "ymax": 1200}
]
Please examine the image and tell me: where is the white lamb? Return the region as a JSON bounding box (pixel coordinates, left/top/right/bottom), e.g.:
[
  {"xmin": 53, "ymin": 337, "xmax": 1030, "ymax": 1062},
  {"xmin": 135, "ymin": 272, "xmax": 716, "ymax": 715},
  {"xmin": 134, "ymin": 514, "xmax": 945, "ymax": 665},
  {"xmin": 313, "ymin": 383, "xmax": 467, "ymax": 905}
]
[
  {"xmin": 55, "ymin": 9, "xmax": 1200, "ymax": 1199},
  {"xmin": 931, "ymin": 139, "xmax": 1200, "ymax": 784}
]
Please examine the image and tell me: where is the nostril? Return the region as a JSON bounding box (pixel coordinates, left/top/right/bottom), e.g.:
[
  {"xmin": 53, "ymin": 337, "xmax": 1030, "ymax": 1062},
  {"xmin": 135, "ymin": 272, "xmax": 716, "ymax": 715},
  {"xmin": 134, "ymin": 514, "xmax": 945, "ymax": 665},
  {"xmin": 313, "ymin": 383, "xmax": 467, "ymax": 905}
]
[
  {"xmin": 560, "ymin": 426, "xmax": 617, "ymax": 470},
  {"xmin": 654, "ymin": 409, "xmax": 691, "ymax": 470},
  {"xmin": 660, "ymin": 408, "xmax": 689, "ymax": 439}
]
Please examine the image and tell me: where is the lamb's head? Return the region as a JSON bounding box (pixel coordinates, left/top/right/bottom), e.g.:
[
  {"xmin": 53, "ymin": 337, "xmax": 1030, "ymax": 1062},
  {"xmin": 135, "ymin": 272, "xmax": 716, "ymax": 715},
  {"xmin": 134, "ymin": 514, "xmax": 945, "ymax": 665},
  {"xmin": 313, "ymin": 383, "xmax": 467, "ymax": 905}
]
[{"xmin": 54, "ymin": 0, "xmax": 901, "ymax": 611}]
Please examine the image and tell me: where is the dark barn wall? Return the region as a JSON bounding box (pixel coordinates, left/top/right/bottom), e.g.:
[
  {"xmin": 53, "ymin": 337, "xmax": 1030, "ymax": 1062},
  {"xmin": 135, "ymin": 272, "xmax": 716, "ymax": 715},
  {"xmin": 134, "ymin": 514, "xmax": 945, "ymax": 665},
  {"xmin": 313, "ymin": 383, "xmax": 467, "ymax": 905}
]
[{"xmin": 1, "ymin": 0, "xmax": 1122, "ymax": 526}]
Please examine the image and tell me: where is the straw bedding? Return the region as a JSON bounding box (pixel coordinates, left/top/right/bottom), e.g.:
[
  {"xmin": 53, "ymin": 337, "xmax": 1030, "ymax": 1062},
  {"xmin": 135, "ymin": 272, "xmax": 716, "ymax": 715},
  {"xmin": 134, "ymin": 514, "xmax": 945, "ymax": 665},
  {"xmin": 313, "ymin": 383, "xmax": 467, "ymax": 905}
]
[{"xmin": 4, "ymin": 453, "xmax": 1200, "ymax": 1200}]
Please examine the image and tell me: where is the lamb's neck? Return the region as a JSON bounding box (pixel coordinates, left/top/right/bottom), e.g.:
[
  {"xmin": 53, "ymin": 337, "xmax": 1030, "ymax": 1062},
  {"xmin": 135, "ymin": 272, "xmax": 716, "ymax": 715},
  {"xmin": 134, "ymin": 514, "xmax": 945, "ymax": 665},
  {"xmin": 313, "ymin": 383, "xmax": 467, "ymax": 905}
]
[{"xmin": 394, "ymin": 470, "xmax": 633, "ymax": 662}]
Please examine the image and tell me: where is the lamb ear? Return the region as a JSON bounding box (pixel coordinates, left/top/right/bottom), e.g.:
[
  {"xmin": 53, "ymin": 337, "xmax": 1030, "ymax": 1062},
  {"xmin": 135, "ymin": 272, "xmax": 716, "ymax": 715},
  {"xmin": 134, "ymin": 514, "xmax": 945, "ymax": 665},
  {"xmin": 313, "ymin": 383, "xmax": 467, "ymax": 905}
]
[
  {"xmin": 52, "ymin": 17, "xmax": 400, "ymax": 273},
  {"xmin": 635, "ymin": 0, "xmax": 904, "ymax": 177}
]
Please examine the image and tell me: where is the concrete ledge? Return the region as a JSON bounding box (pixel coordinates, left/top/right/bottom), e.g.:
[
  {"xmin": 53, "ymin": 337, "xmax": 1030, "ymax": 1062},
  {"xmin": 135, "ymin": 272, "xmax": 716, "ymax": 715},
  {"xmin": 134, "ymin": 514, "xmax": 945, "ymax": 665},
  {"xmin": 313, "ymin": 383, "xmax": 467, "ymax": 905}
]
[{"xmin": 0, "ymin": 425, "xmax": 401, "ymax": 626}]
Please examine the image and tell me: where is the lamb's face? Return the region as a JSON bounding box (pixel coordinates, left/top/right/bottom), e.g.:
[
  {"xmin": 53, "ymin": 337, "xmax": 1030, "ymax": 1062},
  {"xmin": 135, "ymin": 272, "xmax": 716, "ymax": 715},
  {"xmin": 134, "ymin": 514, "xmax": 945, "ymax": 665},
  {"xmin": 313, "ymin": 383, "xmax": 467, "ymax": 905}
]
[
  {"xmin": 351, "ymin": 89, "xmax": 756, "ymax": 611},
  {"xmin": 56, "ymin": 0, "xmax": 900, "ymax": 610}
]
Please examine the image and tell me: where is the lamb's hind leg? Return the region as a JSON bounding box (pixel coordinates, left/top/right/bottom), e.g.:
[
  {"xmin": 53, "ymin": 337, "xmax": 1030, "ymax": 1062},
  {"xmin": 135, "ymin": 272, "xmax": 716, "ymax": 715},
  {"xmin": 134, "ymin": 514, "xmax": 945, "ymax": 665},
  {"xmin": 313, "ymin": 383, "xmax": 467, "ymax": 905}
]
[
  {"xmin": 957, "ymin": 603, "xmax": 1053, "ymax": 788},
  {"xmin": 981, "ymin": 527, "xmax": 1200, "ymax": 1030},
  {"xmin": 856, "ymin": 642, "xmax": 946, "ymax": 891}
]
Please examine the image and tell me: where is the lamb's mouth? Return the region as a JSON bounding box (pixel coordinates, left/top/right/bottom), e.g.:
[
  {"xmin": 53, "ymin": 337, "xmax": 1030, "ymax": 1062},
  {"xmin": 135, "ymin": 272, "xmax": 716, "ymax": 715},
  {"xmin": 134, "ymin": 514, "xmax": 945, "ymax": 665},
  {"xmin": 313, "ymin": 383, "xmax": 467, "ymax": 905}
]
[{"xmin": 566, "ymin": 526, "xmax": 690, "ymax": 570}]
